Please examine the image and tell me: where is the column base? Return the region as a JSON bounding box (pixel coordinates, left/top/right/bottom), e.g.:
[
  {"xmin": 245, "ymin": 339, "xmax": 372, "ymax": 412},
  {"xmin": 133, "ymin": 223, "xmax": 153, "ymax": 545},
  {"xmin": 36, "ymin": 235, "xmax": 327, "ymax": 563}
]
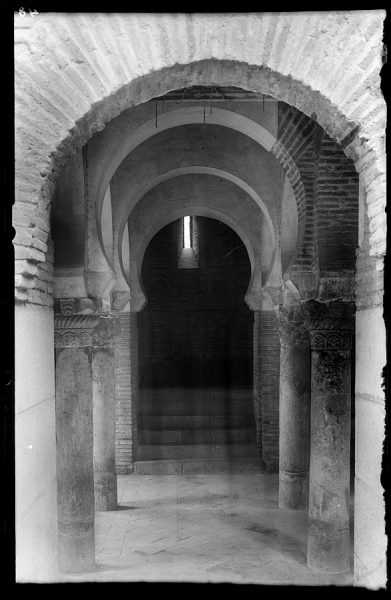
[
  {"xmin": 279, "ymin": 470, "xmax": 308, "ymax": 509},
  {"xmin": 94, "ymin": 472, "xmax": 118, "ymax": 511},
  {"xmin": 58, "ymin": 519, "xmax": 95, "ymax": 573},
  {"xmin": 307, "ymin": 521, "xmax": 350, "ymax": 574}
]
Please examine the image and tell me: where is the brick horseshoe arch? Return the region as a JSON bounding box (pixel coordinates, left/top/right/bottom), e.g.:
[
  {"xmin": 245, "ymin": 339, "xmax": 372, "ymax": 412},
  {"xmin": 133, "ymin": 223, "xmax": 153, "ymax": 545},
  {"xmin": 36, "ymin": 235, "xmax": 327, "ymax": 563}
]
[
  {"xmin": 116, "ymin": 166, "xmax": 276, "ymax": 309},
  {"xmin": 131, "ymin": 206, "xmax": 259, "ymax": 312},
  {"xmin": 15, "ymin": 12, "xmax": 385, "ymax": 305}
]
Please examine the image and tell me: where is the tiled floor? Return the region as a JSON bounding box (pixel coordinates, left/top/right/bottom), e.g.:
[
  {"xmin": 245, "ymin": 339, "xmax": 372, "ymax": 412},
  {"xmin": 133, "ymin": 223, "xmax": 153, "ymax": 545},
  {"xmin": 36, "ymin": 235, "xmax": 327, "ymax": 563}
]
[{"xmin": 60, "ymin": 473, "xmax": 354, "ymax": 585}]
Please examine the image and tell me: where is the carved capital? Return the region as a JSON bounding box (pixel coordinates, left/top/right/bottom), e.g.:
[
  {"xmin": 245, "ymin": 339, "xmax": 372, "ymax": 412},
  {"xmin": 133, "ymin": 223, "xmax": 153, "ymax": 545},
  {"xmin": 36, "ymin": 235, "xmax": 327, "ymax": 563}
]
[
  {"xmin": 303, "ymin": 300, "xmax": 355, "ymax": 352},
  {"xmin": 54, "ymin": 314, "xmax": 101, "ymax": 348},
  {"xmin": 54, "ymin": 314, "xmax": 120, "ymax": 348},
  {"xmin": 276, "ymin": 305, "xmax": 309, "ymax": 347}
]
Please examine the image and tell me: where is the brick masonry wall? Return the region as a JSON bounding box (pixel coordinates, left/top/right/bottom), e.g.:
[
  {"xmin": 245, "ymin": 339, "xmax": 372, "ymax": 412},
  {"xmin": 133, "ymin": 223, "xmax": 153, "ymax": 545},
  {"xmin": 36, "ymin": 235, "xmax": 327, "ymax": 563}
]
[
  {"xmin": 114, "ymin": 312, "xmax": 139, "ymax": 473},
  {"xmin": 355, "ymin": 193, "xmax": 384, "ymax": 311},
  {"xmin": 257, "ymin": 310, "xmax": 280, "ymax": 472},
  {"xmin": 277, "ymin": 102, "xmax": 318, "ymax": 274},
  {"xmin": 316, "ymin": 134, "xmax": 359, "ymax": 272},
  {"xmin": 276, "ymin": 102, "xmax": 360, "ymax": 278}
]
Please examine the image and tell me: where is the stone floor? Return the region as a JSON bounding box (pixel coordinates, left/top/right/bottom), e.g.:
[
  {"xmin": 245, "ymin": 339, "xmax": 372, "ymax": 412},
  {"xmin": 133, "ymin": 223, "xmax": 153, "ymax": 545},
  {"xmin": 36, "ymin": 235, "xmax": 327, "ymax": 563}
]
[{"xmin": 60, "ymin": 473, "xmax": 354, "ymax": 585}]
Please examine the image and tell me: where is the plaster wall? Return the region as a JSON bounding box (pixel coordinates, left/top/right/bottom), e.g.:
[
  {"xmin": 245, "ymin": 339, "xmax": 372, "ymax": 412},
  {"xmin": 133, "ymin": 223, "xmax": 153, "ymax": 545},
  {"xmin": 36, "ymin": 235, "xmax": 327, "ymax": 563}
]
[
  {"xmin": 15, "ymin": 304, "xmax": 58, "ymax": 582},
  {"xmin": 101, "ymin": 186, "xmax": 114, "ymax": 268},
  {"xmin": 354, "ymin": 305, "xmax": 387, "ymax": 589},
  {"xmin": 52, "ymin": 149, "xmax": 85, "ymax": 269},
  {"xmin": 52, "ymin": 149, "xmax": 88, "ymax": 298}
]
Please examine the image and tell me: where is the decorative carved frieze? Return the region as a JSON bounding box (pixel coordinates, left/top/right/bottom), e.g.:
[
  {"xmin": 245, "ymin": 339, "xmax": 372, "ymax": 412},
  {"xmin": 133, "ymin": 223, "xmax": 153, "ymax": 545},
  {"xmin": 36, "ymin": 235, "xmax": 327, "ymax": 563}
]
[
  {"xmin": 303, "ymin": 300, "xmax": 355, "ymax": 352},
  {"xmin": 309, "ymin": 330, "xmax": 353, "ymax": 352}
]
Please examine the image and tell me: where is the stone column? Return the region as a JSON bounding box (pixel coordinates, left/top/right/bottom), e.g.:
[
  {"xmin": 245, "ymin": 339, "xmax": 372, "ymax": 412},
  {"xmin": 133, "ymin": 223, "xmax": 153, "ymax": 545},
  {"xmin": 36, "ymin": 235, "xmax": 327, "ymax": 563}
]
[
  {"xmin": 92, "ymin": 316, "xmax": 120, "ymax": 511},
  {"xmin": 277, "ymin": 305, "xmax": 311, "ymax": 509},
  {"xmin": 55, "ymin": 314, "xmax": 100, "ymax": 573},
  {"xmin": 305, "ymin": 300, "xmax": 354, "ymax": 574}
]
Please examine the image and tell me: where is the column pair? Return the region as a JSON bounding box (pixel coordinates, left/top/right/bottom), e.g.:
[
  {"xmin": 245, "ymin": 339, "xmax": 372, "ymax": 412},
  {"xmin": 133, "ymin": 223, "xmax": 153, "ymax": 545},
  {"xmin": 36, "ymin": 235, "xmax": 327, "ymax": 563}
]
[
  {"xmin": 277, "ymin": 300, "xmax": 354, "ymax": 573},
  {"xmin": 55, "ymin": 312, "xmax": 119, "ymax": 573}
]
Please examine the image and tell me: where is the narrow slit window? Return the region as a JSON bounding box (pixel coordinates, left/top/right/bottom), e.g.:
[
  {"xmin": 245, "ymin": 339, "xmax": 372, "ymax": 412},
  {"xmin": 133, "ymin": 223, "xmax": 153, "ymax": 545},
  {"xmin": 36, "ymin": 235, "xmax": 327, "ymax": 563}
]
[{"xmin": 183, "ymin": 216, "xmax": 191, "ymax": 248}]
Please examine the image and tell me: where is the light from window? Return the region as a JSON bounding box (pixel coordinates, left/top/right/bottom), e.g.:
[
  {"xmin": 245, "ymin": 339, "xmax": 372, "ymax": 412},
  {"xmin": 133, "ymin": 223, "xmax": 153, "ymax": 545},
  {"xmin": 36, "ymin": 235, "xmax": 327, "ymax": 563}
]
[{"xmin": 184, "ymin": 216, "xmax": 191, "ymax": 248}]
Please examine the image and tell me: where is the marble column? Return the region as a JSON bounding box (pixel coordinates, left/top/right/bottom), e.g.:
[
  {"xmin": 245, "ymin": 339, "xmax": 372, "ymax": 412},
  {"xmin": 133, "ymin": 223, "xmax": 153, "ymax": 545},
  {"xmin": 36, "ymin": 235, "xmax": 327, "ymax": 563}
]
[
  {"xmin": 277, "ymin": 305, "xmax": 311, "ymax": 509},
  {"xmin": 92, "ymin": 316, "xmax": 120, "ymax": 511},
  {"xmin": 55, "ymin": 314, "xmax": 99, "ymax": 573},
  {"xmin": 305, "ymin": 300, "xmax": 354, "ymax": 574}
]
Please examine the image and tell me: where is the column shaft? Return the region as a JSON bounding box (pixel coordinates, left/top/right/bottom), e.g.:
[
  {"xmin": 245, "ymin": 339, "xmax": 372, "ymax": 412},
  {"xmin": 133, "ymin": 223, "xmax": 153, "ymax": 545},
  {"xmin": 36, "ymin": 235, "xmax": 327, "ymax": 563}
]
[
  {"xmin": 92, "ymin": 346, "xmax": 117, "ymax": 511},
  {"xmin": 305, "ymin": 300, "xmax": 353, "ymax": 574},
  {"xmin": 279, "ymin": 335, "xmax": 311, "ymax": 509},
  {"xmin": 55, "ymin": 338, "xmax": 95, "ymax": 573}
]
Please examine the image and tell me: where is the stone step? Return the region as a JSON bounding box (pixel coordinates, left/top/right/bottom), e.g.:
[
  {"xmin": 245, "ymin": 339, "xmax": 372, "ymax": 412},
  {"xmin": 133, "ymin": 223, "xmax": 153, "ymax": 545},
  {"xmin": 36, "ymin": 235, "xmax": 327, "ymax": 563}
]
[
  {"xmin": 139, "ymin": 404, "xmax": 255, "ymax": 417},
  {"xmin": 137, "ymin": 443, "xmax": 257, "ymax": 461},
  {"xmin": 133, "ymin": 457, "xmax": 261, "ymax": 475},
  {"xmin": 139, "ymin": 414, "xmax": 255, "ymax": 429},
  {"xmin": 139, "ymin": 427, "xmax": 256, "ymax": 444},
  {"xmin": 139, "ymin": 389, "xmax": 254, "ymax": 417},
  {"xmin": 139, "ymin": 388, "xmax": 252, "ymax": 400}
]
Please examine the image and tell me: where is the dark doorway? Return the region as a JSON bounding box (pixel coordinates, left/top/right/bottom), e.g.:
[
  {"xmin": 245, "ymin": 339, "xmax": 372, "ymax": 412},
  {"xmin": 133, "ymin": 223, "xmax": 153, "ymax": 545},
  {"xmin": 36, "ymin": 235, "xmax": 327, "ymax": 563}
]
[{"xmin": 137, "ymin": 217, "xmax": 256, "ymax": 470}]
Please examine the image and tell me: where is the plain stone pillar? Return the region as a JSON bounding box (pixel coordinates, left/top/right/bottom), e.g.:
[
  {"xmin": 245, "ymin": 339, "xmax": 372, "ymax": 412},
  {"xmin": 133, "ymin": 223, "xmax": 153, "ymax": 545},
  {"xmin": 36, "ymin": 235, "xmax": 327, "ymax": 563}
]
[
  {"xmin": 277, "ymin": 306, "xmax": 310, "ymax": 509},
  {"xmin": 92, "ymin": 317, "xmax": 120, "ymax": 511},
  {"xmin": 305, "ymin": 300, "xmax": 354, "ymax": 574},
  {"xmin": 55, "ymin": 314, "xmax": 100, "ymax": 573}
]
